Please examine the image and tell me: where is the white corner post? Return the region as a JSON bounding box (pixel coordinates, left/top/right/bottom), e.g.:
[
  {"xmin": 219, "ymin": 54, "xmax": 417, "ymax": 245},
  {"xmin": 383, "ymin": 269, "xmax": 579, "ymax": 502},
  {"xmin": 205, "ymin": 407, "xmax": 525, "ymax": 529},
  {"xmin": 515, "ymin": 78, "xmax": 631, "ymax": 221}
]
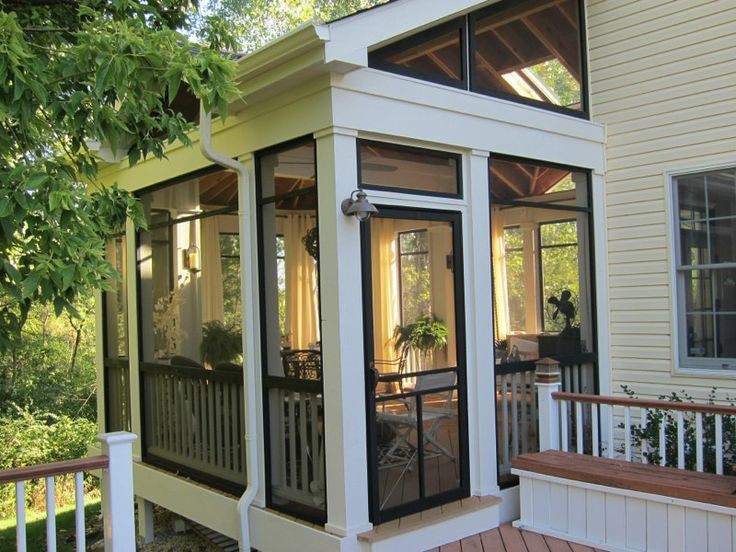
[
  {"xmin": 535, "ymin": 358, "xmax": 561, "ymax": 452},
  {"xmin": 315, "ymin": 126, "xmax": 372, "ymax": 537},
  {"xmin": 97, "ymin": 432, "xmax": 137, "ymax": 551}
]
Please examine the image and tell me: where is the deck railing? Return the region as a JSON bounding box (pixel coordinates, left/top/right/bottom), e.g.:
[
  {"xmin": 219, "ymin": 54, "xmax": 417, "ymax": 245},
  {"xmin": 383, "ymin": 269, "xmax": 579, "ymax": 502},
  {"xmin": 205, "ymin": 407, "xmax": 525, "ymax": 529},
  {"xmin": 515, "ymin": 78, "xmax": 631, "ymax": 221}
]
[
  {"xmin": 536, "ymin": 360, "xmax": 736, "ymax": 474},
  {"xmin": 496, "ymin": 355, "xmax": 596, "ymax": 480},
  {"xmin": 0, "ymin": 432, "xmax": 136, "ymax": 552},
  {"xmin": 265, "ymin": 376, "xmax": 325, "ymax": 511},
  {"xmin": 140, "ymin": 363, "xmax": 245, "ymax": 490}
]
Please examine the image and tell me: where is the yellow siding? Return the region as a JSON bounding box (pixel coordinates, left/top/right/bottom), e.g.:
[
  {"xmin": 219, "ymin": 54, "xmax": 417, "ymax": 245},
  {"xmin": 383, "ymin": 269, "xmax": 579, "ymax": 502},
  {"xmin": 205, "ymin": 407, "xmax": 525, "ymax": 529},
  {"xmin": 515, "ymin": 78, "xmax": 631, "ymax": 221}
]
[{"xmin": 588, "ymin": 0, "xmax": 736, "ymax": 400}]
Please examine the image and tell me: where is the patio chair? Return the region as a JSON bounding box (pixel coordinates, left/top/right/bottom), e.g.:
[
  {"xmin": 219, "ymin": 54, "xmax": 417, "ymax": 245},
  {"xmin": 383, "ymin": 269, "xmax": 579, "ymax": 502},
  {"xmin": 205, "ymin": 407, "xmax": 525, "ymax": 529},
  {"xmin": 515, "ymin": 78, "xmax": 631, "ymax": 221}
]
[{"xmin": 282, "ymin": 349, "xmax": 322, "ymax": 381}]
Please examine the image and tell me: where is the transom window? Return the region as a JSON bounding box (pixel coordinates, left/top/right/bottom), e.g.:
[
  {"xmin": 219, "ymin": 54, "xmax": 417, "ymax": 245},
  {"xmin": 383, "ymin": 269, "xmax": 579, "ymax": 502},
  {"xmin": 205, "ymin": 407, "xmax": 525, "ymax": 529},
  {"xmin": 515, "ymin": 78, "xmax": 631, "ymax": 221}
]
[
  {"xmin": 674, "ymin": 168, "xmax": 736, "ymax": 369},
  {"xmin": 369, "ymin": 0, "xmax": 586, "ymax": 117}
]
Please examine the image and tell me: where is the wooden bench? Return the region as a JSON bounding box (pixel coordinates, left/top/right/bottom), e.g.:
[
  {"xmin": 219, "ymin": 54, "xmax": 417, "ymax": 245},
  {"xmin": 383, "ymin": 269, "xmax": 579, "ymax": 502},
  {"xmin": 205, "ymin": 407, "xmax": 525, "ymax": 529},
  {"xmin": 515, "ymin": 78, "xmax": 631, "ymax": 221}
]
[{"xmin": 512, "ymin": 450, "xmax": 736, "ymax": 551}]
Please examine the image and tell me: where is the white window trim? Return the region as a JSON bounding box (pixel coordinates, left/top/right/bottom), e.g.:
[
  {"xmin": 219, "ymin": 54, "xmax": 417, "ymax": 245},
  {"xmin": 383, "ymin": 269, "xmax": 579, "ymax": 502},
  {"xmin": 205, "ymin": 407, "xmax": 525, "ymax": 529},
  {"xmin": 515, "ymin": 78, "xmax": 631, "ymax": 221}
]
[{"xmin": 667, "ymin": 162, "xmax": 736, "ymax": 377}]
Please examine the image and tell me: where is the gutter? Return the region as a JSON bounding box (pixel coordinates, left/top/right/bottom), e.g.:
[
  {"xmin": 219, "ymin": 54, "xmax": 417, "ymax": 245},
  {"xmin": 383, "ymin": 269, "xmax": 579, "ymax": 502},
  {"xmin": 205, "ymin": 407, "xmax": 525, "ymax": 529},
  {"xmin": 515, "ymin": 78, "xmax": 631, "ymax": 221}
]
[{"xmin": 199, "ymin": 104, "xmax": 258, "ymax": 552}]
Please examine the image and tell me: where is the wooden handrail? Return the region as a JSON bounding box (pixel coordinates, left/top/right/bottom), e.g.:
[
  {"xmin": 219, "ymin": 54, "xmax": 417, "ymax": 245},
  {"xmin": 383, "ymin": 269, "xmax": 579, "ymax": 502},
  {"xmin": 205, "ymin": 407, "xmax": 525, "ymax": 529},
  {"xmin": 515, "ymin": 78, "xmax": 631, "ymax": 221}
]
[
  {"xmin": 0, "ymin": 456, "xmax": 109, "ymax": 484},
  {"xmin": 552, "ymin": 392, "xmax": 736, "ymax": 416}
]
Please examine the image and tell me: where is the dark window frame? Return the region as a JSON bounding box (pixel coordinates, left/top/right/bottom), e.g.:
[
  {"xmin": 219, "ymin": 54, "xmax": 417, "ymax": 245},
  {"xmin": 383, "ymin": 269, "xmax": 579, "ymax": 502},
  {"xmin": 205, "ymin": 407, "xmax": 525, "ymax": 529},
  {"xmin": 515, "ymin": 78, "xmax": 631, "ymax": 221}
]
[
  {"xmin": 255, "ymin": 135, "xmax": 327, "ymax": 526},
  {"xmin": 537, "ymin": 218, "xmax": 579, "ymax": 332},
  {"xmin": 368, "ymin": 16, "xmax": 468, "ymax": 90},
  {"xmin": 368, "ymin": 0, "xmax": 589, "ymax": 120},
  {"xmin": 357, "ymin": 139, "xmax": 463, "ymax": 199}
]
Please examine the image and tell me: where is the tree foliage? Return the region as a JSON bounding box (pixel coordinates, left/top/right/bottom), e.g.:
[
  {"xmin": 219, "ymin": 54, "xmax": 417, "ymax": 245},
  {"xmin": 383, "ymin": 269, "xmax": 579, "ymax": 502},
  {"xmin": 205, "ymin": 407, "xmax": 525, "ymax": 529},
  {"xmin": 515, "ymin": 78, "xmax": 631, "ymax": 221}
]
[
  {"xmin": 199, "ymin": 0, "xmax": 389, "ymax": 52},
  {"xmin": 0, "ymin": 0, "xmax": 238, "ymax": 352}
]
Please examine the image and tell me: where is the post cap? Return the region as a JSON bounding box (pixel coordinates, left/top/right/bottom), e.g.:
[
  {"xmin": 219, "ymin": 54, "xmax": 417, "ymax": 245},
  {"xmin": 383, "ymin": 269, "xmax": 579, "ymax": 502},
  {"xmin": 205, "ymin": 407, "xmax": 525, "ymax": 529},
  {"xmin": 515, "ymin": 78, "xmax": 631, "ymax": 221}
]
[
  {"xmin": 96, "ymin": 431, "xmax": 138, "ymax": 446},
  {"xmin": 535, "ymin": 357, "xmax": 561, "ymax": 384}
]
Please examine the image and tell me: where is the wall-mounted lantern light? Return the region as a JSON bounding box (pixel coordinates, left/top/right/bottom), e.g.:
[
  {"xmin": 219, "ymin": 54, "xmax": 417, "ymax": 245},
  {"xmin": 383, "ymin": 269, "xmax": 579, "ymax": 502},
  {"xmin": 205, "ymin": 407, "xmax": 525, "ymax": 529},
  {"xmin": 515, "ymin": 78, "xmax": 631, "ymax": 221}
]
[
  {"xmin": 184, "ymin": 244, "xmax": 201, "ymax": 273},
  {"xmin": 341, "ymin": 189, "xmax": 378, "ymax": 222}
]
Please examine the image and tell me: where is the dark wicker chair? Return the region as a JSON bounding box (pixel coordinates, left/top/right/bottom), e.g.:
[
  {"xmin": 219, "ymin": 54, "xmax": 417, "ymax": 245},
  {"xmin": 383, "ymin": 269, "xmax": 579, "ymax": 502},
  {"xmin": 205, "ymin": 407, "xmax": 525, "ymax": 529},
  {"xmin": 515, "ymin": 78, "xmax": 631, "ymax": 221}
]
[{"xmin": 282, "ymin": 349, "xmax": 322, "ymax": 381}]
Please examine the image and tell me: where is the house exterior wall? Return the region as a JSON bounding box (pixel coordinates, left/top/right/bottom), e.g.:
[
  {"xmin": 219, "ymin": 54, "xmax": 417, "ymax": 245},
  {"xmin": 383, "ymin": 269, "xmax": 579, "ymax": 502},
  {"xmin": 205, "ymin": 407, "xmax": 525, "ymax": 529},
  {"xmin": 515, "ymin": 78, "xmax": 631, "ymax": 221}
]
[{"xmin": 588, "ymin": 0, "xmax": 736, "ymax": 400}]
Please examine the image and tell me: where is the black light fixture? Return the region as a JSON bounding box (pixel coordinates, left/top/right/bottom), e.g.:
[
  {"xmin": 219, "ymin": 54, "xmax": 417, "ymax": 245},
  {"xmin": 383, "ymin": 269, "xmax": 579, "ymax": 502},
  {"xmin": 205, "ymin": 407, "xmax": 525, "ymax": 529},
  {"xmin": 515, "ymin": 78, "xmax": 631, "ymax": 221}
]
[{"xmin": 341, "ymin": 189, "xmax": 378, "ymax": 221}]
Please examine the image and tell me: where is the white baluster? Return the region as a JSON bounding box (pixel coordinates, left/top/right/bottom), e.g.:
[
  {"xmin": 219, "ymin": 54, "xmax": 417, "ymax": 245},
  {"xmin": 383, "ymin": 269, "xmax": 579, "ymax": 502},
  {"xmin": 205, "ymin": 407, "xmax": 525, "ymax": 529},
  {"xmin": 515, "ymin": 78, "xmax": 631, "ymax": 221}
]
[
  {"xmin": 624, "ymin": 407, "xmax": 631, "ymax": 462},
  {"xmin": 696, "ymin": 412, "xmax": 703, "ymax": 472},
  {"xmin": 46, "ymin": 476, "xmax": 56, "ymax": 552},
  {"xmin": 640, "ymin": 408, "xmax": 648, "ymax": 464},
  {"xmin": 591, "ymin": 404, "xmax": 599, "ymax": 457},
  {"xmin": 677, "ymin": 411, "xmax": 685, "ymax": 469},
  {"xmin": 716, "ymin": 414, "xmax": 724, "ymax": 475},
  {"xmin": 659, "ymin": 414, "xmax": 666, "ymax": 467},
  {"xmin": 511, "ymin": 372, "xmax": 519, "ymax": 458},
  {"xmin": 575, "ymin": 401, "xmax": 583, "ymax": 454},
  {"xmin": 75, "ymin": 472, "xmax": 85, "ymax": 552},
  {"xmin": 560, "ymin": 400, "xmax": 569, "ymax": 452},
  {"xmin": 501, "ymin": 375, "xmax": 509, "ymax": 466},
  {"xmin": 16, "ymin": 481, "xmax": 26, "ymax": 552},
  {"xmin": 607, "ymin": 404, "xmax": 614, "ymax": 459}
]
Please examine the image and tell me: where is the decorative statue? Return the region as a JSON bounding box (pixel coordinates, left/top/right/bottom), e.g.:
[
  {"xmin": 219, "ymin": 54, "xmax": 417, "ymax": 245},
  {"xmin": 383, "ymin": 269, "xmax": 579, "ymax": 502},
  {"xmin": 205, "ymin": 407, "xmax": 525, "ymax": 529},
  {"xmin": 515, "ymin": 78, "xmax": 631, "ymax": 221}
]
[{"xmin": 547, "ymin": 290, "xmax": 576, "ymax": 336}]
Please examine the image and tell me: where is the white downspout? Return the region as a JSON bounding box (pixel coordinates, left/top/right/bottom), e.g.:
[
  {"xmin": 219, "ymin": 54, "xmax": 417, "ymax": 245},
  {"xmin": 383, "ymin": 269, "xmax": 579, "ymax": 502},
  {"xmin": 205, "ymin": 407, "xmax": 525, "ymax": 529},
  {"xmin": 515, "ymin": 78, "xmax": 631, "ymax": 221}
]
[{"xmin": 199, "ymin": 105, "xmax": 258, "ymax": 552}]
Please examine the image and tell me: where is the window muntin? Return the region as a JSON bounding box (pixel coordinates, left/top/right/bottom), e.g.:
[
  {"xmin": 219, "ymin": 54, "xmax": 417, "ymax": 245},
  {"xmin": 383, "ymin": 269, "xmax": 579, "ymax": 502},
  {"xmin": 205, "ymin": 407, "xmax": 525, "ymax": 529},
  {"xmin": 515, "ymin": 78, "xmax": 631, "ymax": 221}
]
[
  {"xmin": 359, "ymin": 140, "xmax": 461, "ymax": 197},
  {"xmin": 470, "ymin": 0, "xmax": 583, "ymax": 112},
  {"xmin": 368, "ymin": 18, "xmax": 465, "ymax": 88},
  {"xmin": 675, "ymin": 168, "xmax": 736, "ymax": 368},
  {"xmin": 398, "ymin": 229, "xmax": 431, "ymax": 325}
]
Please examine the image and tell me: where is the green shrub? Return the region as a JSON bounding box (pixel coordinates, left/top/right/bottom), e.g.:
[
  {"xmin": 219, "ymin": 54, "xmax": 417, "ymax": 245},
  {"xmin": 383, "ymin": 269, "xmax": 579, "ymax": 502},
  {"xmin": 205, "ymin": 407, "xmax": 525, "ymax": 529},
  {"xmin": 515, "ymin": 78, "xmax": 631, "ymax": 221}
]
[
  {"xmin": 620, "ymin": 386, "xmax": 736, "ymax": 474},
  {"xmin": 0, "ymin": 407, "xmax": 97, "ymax": 517}
]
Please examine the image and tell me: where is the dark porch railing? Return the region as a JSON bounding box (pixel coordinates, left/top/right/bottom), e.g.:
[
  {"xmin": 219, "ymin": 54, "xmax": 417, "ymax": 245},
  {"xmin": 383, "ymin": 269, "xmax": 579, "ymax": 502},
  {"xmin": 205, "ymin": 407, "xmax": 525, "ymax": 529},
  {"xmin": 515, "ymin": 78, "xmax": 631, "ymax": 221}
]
[
  {"xmin": 140, "ymin": 362, "xmax": 245, "ymax": 492},
  {"xmin": 495, "ymin": 353, "xmax": 597, "ymax": 486}
]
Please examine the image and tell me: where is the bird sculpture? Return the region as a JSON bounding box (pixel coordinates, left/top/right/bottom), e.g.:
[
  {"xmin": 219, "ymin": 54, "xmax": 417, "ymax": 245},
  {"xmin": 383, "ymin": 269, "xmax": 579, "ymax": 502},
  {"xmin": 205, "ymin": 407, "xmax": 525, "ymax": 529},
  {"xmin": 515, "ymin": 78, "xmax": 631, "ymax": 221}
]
[{"xmin": 547, "ymin": 290, "xmax": 576, "ymax": 336}]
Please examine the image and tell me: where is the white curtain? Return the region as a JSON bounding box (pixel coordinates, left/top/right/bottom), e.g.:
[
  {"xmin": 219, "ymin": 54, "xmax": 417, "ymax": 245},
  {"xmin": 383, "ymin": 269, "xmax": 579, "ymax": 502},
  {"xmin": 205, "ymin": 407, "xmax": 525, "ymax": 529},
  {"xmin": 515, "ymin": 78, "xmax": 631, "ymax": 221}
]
[
  {"xmin": 284, "ymin": 214, "xmax": 320, "ymax": 349},
  {"xmin": 491, "ymin": 207, "xmax": 510, "ymax": 340},
  {"xmin": 200, "ymin": 216, "xmax": 224, "ymax": 324},
  {"xmin": 370, "ymin": 218, "xmax": 400, "ymax": 365}
]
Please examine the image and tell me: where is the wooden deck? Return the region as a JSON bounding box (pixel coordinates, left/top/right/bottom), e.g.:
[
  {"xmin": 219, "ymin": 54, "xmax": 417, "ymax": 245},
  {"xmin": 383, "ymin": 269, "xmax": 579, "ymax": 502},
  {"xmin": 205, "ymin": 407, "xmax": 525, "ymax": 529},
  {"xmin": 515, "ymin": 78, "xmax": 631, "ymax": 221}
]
[{"xmin": 427, "ymin": 524, "xmax": 604, "ymax": 552}]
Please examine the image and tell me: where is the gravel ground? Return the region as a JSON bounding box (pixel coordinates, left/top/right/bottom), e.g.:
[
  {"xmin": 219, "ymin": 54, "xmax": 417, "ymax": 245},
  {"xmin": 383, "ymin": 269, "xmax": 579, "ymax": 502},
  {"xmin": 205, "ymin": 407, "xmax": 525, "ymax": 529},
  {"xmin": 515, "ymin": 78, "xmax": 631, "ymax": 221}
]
[{"xmin": 86, "ymin": 504, "xmax": 220, "ymax": 551}]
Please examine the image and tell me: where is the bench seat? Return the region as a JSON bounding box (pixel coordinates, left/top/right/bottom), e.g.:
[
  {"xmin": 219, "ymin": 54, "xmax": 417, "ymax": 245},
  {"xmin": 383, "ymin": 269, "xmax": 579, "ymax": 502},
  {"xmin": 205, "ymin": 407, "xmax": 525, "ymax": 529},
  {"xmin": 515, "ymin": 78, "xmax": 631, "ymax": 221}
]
[
  {"xmin": 512, "ymin": 450, "xmax": 736, "ymax": 509},
  {"xmin": 512, "ymin": 450, "xmax": 736, "ymax": 551}
]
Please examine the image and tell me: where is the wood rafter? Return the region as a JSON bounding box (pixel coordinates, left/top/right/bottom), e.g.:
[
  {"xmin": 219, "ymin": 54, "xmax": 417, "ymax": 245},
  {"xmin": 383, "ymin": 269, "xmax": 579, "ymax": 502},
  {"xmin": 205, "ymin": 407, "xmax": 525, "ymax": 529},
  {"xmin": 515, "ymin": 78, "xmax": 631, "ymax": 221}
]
[
  {"xmin": 521, "ymin": 14, "xmax": 580, "ymax": 81},
  {"xmin": 474, "ymin": 51, "xmax": 518, "ymax": 94},
  {"xmin": 491, "ymin": 165, "xmax": 525, "ymax": 197},
  {"xmin": 474, "ymin": 0, "xmax": 565, "ymax": 35},
  {"xmin": 428, "ymin": 51, "xmax": 461, "ymax": 80}
]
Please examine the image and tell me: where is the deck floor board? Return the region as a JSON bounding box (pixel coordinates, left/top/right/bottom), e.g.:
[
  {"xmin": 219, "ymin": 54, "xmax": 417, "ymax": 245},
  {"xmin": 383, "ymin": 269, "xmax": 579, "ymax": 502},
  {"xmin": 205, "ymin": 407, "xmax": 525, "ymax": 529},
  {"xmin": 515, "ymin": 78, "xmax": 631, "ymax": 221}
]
[{"xmin": 427, "ymin": 524, "xmax": 591, "ymax": 552}]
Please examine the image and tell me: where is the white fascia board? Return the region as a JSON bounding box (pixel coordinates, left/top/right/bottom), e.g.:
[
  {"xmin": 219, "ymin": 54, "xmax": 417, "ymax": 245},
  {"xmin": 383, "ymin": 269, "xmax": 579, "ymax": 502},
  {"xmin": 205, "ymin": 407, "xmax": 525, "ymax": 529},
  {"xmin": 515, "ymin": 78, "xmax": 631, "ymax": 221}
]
[
  {"xmin": 326, "ymin": 0, "xmax": 497, "ymax": 53},
  {"xmin": 331, "ymin": 69, "xmax": 606, "ymax": 172}
]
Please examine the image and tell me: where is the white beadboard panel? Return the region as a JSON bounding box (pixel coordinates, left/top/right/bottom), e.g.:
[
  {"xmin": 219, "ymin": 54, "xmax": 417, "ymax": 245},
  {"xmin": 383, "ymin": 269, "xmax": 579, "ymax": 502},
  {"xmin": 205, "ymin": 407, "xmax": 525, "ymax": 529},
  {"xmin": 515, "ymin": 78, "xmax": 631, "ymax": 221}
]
[
  {"xmin": 519, "ymin": 477, "xmax": 533, "ymax": 526},
  {"xmin": 531, "ymin": 478, "xmax": 551, "ymax": 529},
  {"xmin": 667, "ymin": 505, "xmax": 686, "ymax": 552},
  {"xmin": 549, "ymin": 482, "xmax": 568, "ymax": 533},
  {"xmin": 568, "ymin": 486, "xmax": 587, "ymax": 537},
  {"xmin": 685, "ymin": 509, "xmax": 708, "ymax": 552},
  {"xmin": 605, "ymin": 494, "xmax": 627, "ymax": 548},
  {"xmin": 646, "ymin": 501, "xmax": 668, "ymax": 552},
  {"xmin": 586, "ymin": 490, "xmax": 606, "ymax": 543},
  {"xmin": 625, "ymin": 497, "xmax": 647, "ymax": 551},
  {"xmin": 707, "ymin": 512, "xmax": 732, "ymax": 552}
]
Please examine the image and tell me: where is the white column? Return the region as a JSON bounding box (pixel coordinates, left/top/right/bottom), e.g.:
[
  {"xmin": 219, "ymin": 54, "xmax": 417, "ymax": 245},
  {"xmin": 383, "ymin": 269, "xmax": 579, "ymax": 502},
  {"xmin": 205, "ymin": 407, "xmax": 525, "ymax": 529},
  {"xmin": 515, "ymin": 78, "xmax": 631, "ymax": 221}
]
[
  {"xmin": 125, "ymin": 218, "xmax": 143, "ymax": 459},
  {"xmin": 591, "ymin": 170, "xmax": 611, "ymax": 396},
  {"xmin": 467, "ymin": 149, "xmax": 498, "ymax": 495},
  {"xmin": 97, "ymin": 432, "xmax": 137, "ymax": 551},
  {"xmin": 94, "ymin": 289, "xmax": 106, "ymax": 433},
  {"xmin": 535, "ymin": 358, "xmax": 561, "ymax": 452},
  {"xmin": 315, "ymin": 127, "xmax": 372, "ymax": 536}
]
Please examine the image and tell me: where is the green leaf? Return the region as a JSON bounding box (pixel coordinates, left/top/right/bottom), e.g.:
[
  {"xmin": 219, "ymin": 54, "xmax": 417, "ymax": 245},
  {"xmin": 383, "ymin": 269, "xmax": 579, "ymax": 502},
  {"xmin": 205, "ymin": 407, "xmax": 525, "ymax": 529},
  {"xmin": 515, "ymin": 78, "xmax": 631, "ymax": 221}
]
[{"xmin": 21, "ymin": 271, "xmax": 42, "ymax": 299}]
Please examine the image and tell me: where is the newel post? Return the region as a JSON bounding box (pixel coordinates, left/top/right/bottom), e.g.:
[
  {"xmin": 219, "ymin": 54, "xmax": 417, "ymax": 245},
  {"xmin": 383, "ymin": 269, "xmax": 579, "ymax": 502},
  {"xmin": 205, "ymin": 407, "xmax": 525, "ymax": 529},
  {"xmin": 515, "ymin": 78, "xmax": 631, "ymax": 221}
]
[
  {"xmin": 535, "ymin": 358, "xmax": 561, "ymax": 452},
  {"xmin": 97, "ymin": 432, "xmax": 137, "ymax": 551}
]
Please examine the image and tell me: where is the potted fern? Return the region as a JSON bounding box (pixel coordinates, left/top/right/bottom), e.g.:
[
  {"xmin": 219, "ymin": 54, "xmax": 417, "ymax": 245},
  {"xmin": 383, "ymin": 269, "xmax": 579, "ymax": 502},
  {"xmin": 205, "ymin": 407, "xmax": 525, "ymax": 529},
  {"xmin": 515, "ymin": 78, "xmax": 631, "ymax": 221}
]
[
  {"xmin": 393, "ymin": 314, "xmax": 449, "ymax": 361},
  {"xmin": 201, "ymin": 321, "xmax": 242, "ymax": 368}
]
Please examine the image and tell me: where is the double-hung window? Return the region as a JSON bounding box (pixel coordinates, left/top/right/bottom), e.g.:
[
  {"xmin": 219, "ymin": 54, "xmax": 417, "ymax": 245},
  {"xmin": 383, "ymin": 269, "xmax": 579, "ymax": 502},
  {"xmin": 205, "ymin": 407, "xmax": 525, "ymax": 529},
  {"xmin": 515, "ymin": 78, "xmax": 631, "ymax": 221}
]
[{"xmin": 674, "ymin": 168, "xmax": 736, "ymax": 370}]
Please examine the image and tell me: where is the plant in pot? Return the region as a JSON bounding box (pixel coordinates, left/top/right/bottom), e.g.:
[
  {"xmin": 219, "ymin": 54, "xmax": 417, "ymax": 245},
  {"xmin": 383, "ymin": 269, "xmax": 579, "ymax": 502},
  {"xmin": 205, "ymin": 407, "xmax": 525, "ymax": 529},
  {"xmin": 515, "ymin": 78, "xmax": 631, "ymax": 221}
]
[
  {"xmin": 392, "ymin": 314, "xmax": 449, "ymax": 367},
  {"xmin": 201, "ymin": 321, "xmax": 242, "ymax": 368}
]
